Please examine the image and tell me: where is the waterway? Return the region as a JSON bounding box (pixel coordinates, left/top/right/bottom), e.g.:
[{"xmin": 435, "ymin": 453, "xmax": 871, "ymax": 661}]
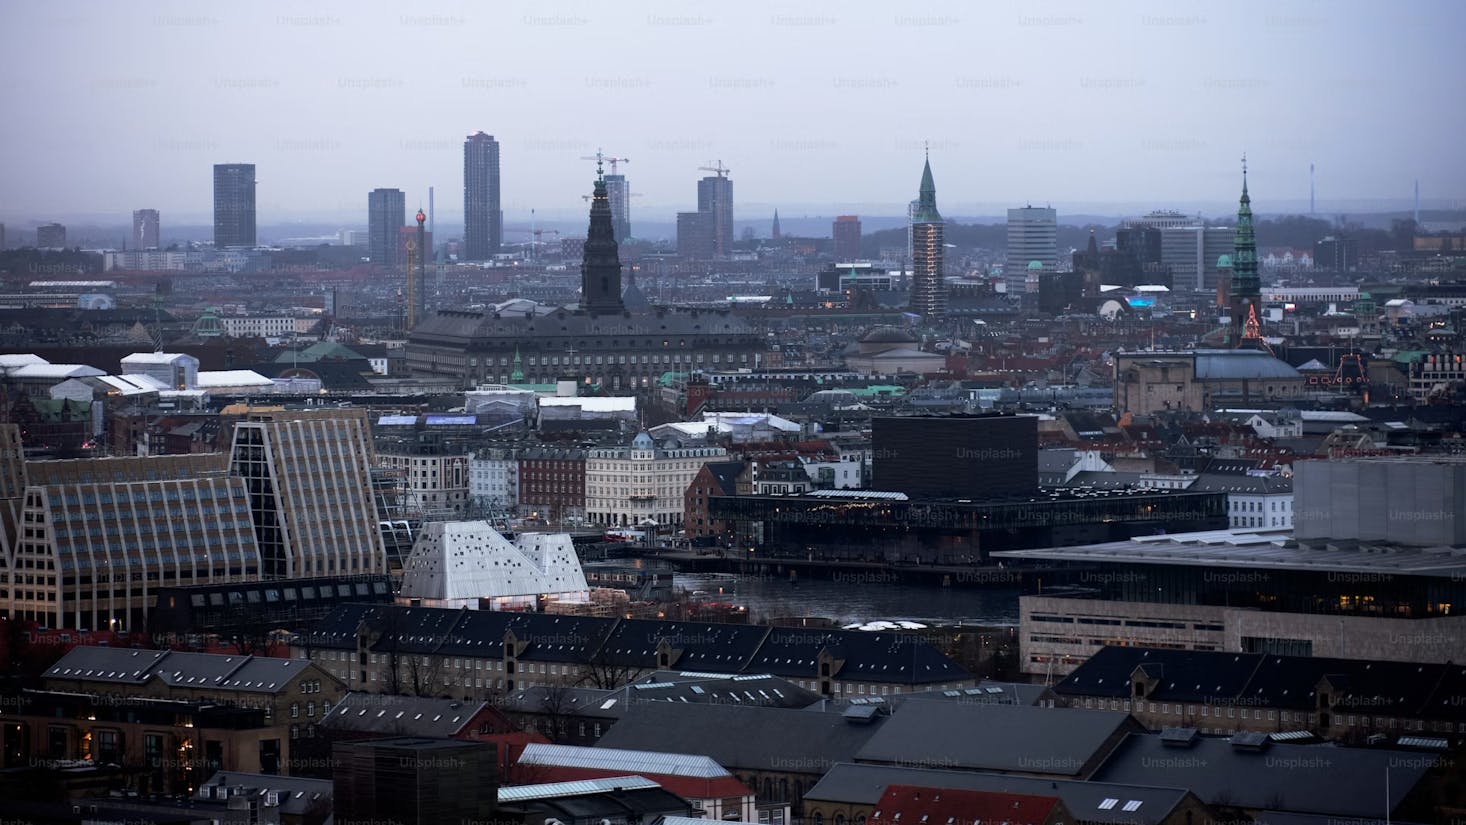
[{"xmin": 673, "ymin": 571, "xmax": 1021, "ymax": 627}]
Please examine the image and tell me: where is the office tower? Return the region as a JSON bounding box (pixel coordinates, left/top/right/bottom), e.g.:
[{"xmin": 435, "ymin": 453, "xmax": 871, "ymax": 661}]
[
  {"xmin": 909, "ymin": 155, "xmax": 946, "ymax": 316},
  {"xmin": 36, "ymin": 222, "xmax": 67, "ymax": 249},
  {"xmin": 1229, "ymin": 160, "xmax": 1262, "ymax": 346},
  {"xmin": 833, "ymin": 215, "xmax": 862, "ymax": 261},
  {"xmin": 582, "ymin": 169, "xmax": 624, "ymax": 315},
  {"xmin": 132, "ymin": 209, "xmax": 160, "ymax": 250},
  {"xmin": 696, "ymin": 172, "xmax": 733, "ymax": 257},
  {"xmin": 463, "ymin": 132, "xmax": 502, "ymax": 260},
  {"xmin": 603, "ymin": 172, "xmax": 631, "ymax": 242},
  {"xmin": 7, "ymin": 453, "xmax": 258, "ymax": 630},
  {"xmin": 1160, "ymin": 225, "xmax": 1233, "ymax": 293},
  {"xmin": 367, "ymin": 188, "xmax": 406, "ymax": 266},
  {"xmin": 677, "ymin": 211, "xmax": 716, "ymax": 259},
  {"xmin": 213, "ymin": 163, "xmax": 257, "ymax": 247},
  {"xmin": 1005, "ymin": 206, "xmax": 1057, "ymax": 295},
  {"xmin": 229, "ymin": 409, "xmax": 388, "ymax": 580},
  {"xmin": 333, "ymin": 738, "xmax": 498, "ymax": 825},
  {"xmin": 0, "ymin": 222, "xmax": 6, "ymax": 249},
  {"xmin": 872, "ymin": 414, "xmax": 1037, "ymax": 500}
]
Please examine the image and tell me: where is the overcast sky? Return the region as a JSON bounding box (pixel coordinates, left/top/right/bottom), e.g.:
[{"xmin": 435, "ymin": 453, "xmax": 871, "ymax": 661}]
[{"xmin": 2, "ymin": 0, "xmax": 1463, "ymax": 227}]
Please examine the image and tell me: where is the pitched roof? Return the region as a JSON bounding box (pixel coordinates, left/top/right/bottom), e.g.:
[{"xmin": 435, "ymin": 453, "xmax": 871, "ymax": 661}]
[
  {"xmin": 323, "ymin": 693, "xmax": 486, "ymax": 738},
  {"xmin": 872, "ymin": 785, "xmax": 1060, "ymax": 825},
  {"xmin": 805, "ymin": 762, "xmax": 1192, "ymax": 825},
  {"xmin": 1092, "ymin": 734, "xmax": 1437, "ymax": 818},
  {"xmin": 45, "ymin": 647, "xmax": 316, "ymax": 694},
  {"xmin": 594, "ymin": 701, "xmax": 886, "ymax": 773},
  {"xmin": 853, "ymin": 700, "xmax": 1130, "ymax": 776}
]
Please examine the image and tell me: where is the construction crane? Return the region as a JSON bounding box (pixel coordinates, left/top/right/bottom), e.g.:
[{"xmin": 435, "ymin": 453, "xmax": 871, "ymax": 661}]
[
  {"xmin": 698, "ymin": 160, "xmax": 731, "ymax": 178},
  {"xmin": 580, "ymin": 148, "xmax": 630, "ymax": 176}
]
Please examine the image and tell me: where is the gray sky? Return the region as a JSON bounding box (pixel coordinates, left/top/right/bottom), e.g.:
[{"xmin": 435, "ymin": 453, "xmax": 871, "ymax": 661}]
[{"xmin": 2, "ymin": 0, "xmax": 1463, "ymax": 226}]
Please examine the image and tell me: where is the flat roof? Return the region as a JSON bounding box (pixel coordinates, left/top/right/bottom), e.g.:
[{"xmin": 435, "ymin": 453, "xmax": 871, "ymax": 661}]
[{"xmin": 993, "ymin": 529, "xmax": 1466, "ymax": 577}]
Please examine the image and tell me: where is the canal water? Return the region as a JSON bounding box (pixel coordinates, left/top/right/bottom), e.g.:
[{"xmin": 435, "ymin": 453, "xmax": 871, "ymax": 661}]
[{"xmin": 674, "ymin": 571, "xmax": 1021, "ymax": 627}]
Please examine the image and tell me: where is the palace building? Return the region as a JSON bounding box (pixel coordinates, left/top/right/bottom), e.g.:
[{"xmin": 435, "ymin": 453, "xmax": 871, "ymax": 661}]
[{"xmin": 406, "ymin": 163, "xmax": 764, "ymax": 390}]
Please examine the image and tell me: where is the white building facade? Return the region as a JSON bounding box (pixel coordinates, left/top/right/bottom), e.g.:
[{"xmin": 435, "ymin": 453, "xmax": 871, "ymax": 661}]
[{"xmin": 586, "ymin": 433, "xmax": 726, "ymax": 528}]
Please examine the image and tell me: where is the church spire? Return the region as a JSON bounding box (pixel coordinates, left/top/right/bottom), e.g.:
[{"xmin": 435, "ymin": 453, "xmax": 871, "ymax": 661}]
[
  {"xmin": 1229, "ymin": 154, "xmax": 1261, "ymax": 347},
  {"xmin": 913, "ymin": 149, "xmax": 941, "ymax": 223},
  {"xmin": 581, "ymin": 167, "xmax": 624, "ymax": 315},
  {"xmin": 771, "ymin": 209, "xmax": 782, "ymax": 240}
]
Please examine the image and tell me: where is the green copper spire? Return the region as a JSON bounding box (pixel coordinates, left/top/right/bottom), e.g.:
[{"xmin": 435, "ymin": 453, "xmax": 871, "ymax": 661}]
[
  {"xmin": 1229, "ymin": 155, "xmax": 1259, "ymax": 300},
  {"xmin": 912, "ymin": 148, "xmax": 942, "ymax": 223},
  {"xmin": 510, "ymin": 346, "xmax": 524, "ymax": 383}
]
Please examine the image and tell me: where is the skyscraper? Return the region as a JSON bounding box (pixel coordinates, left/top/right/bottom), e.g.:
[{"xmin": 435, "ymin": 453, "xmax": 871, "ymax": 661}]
[
  {"xmin": 833, "ymin": 215, "xmax": 862, "ymax": 261},
  {"xmin": 132, "ymin": 209, "xmax": 160, "ymax": 250},
  {"xmin": 36, "ymin": 222, "xmax": 66, "ymax": 249},
  {"xmin": 463, "ymin": 132, "xmax": 501, "ymax": 260},
  {"xmin": 368, "ymin": 188, "xmax": 406, "ymax": 266},
  {"xmin": 581, "ymin": 165, "xmax": 625, "ymax": 315},
  {"xmin": 909, "ymin": 155, "xmax": 946, "ymax": 316},
  {"xmin": 603, "ymin": 172, "xmax": 631, "ymax": 242},
  {"xmin": 213, "ymin": 164, "xmax": 256, "ymax": 247},
  {"xmin": 1229, "ymin": 159, "xmax": 1262, "ymax": 346},
  {"xmin": 697, "ymin": 173, "xmax": 733, "ymax": 257},
  {"xmin": 677, "ymin": 211, "xmax": 716, "ymax": 259},
  {"xmin": 1005, "ymin": 206, "xmax": 1058, "ymax": 295}
]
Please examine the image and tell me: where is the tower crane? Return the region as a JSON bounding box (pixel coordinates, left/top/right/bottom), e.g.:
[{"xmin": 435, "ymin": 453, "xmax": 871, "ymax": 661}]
[
  {"xmin": 698, "ymin": 160, "xmax": 731, "ymax": 178},
  {"xmin": 580, "ymin": 149, "xmax": 630, "ymax": 176}
]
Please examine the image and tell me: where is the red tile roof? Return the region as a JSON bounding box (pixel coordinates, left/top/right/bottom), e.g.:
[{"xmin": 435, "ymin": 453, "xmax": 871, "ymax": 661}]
[{"xmin": 871, "ymin": 784, "xmax": 1059, "ymax": 825}]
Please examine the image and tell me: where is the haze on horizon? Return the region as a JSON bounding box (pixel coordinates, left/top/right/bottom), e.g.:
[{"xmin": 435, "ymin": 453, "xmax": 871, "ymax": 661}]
[{"xmin": 2, "ymin": 0, "xmax": 1463, "ymax": 227}]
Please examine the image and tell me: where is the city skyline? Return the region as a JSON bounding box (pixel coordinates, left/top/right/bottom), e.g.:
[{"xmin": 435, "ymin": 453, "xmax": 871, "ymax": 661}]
[{"xmin": 2, "ymin": 0, "xmax": 1463, "ymax": 224}]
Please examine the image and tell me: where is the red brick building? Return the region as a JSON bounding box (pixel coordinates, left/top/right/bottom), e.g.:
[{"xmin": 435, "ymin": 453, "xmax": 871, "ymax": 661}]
[
  {"xmin": 684, "ymin": 460, "xmax": 745, "ymax": 541},
  {"xmin": 517, "ymin": 446, "xmax": 586, "ymax": 522}
]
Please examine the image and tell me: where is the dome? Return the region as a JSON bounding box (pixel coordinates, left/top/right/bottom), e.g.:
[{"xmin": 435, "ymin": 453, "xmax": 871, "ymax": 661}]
[
  {"xmin": 860, "ymin": 326, "xmax": 918, "ymax": 344},
  {"xmin": 1027, "ymin": 260, "xmax": 1045, "ymax": 270},
  {"xmin": 1216, "ymin": 254, "xmax": 1233, "ymax": 268},
  {"xmin": 631, "ymin": 432, "xmax": 655, "ymax": 450}
]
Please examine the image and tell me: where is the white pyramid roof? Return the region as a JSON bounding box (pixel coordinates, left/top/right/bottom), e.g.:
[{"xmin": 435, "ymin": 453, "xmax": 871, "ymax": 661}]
[{"xmin": 400, "ymin": 521, "xmax": 588, "ymax": 601}]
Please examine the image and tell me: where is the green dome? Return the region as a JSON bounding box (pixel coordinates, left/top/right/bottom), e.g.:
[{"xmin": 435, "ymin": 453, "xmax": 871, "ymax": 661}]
[
  {"xmin": 1027, "ymin": 260, "xmax": 1044, "ymax": 270},
  {"xmin": 1216, "ymin": 254, "xmax": 1232, "ymax": 268}
]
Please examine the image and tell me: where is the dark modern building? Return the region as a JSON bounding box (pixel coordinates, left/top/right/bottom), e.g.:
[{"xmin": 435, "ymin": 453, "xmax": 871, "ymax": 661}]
[
  {"xmin": 1314, "ymin": 235, "xmax": 1358, "ymax": 272},
  {"xmin": 909, "ymin": 155, "xmax": 946, "ymax": 316},
  {"xmin": 697, "ymin": 172, "xmax": 733, "ymax": 257},
  {"xmin": 213, "ymin": 163, "xmax": 257, "ymax": 248},
  {"xmin": 676, "ymin": 210, "xmax": 715, "ymax": 259},
  {"xmin": 833, "ymin": 215, "xmax": 861, "ymax": 261},
  {"xmin": 872, "ymin": 414, "xmax": 1037, "ymax": 500},
  {"xmin": 463, "ymin": 131, "xmax": 502, "ymax": 260},
  {"xmin": 132, "ymin": 208, "xmax": 160, "ymax": 249},
  {"xmin": 333, "ymin": 738, "xmax": 499, "ymax": 825},
  {"xmin": 367, "ymin": 187, "xmax": 405, "ymax": 267},
  {"xmin": 35, "ymin": 222, "xmax": 66, "ymax": 249}
]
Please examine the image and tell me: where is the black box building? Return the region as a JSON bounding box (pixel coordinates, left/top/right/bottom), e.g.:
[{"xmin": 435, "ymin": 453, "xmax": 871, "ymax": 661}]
[
  {"xmin": 872, "ymin": 414, "xmax": 1037, "ymax": 500},
  {"xmin": 333, "ymin": 738, "xmax": 499, "ymax": 825}
]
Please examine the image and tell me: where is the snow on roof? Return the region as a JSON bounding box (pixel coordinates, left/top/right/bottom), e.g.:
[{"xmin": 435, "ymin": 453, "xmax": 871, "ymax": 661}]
[
  {"xmin": 121, "ymin": 352, "xmax": 198, "ymax": 365},
  {"xmin": 97, "ymin": 374, "xmax": 168, "ymax": 394},
  {"xmin": 0, "ymin": 354, "xmax": 47, "ymax": 368},
  {"xmin": 196, "ymin": 369, "xmax": 274, "ymax": 388},
  {"xmin": 12, "ymin": 363, "xmax": 104, "ymax": 379},
  {"xmin": 539, "ymin": 396, "xmax": 637, "ymax": 412}
]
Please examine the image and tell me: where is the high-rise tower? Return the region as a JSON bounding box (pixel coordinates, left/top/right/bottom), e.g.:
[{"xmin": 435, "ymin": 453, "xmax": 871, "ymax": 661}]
[
  {"xmin": 1005, "ymin": 206, "xmax": 1058, "ymax": 295},
  {"xmin": 1229, "ymin": 157, "xmax": 1262, "ymax": 347},
  {"xmin": 213, "ymin": 163, "xmax": 256, "ymax": 248},
  {"xmin": 581, "ymin": 161, "xmax": 625, "ymax": 315},
  {"xmin": 368, "ymin": 188, "xmax": 406, "ymax": 266},
  {"xmin": 463, "ymin": 132, "xmax": 501, "ymax": 260},
  {"xmin": 603, "ymin": 173, "xmax": 631, "ymax": 242},
  {"xmin": 132, "ymin": 209, "xmax": 160, "ymax": 250},
  {"xmin": 909, "ymin": 153, "xmax": 946, "ymax": 316},
  {"xmin": 697, "ymin": 169, "xmax": 734, "ymax": 258}
]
